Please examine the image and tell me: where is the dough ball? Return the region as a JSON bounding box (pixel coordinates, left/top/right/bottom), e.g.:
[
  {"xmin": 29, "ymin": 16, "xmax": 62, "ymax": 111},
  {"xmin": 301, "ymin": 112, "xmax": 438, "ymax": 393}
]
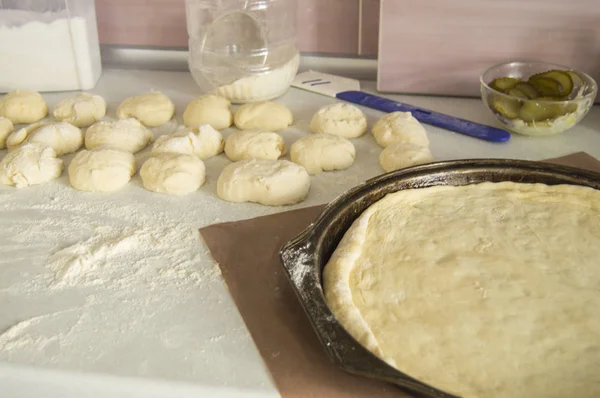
[
  {"xmin": 290, "ymin": 133, "xmax": 355, "ymax": 175},
  {"xmin": 69, "ymin": 149, "xmax": 136, "ymax": 192},
  {"xmin": 183, "ymin": 95, "xmax": 233, "ymax": 130},
  {"xmin": 217, "ymin": 158, "xmax": 310, "ymax": 206},
  {"xmin": 116, "ymin": 92, "xmax": 175, "ymax": 127},
  {"xmin": 224, "ymin": 130, "xmax": 286, "ymax": 161},
  {"xmin": 0, "ymin": 90, "xmax": 48, "ymax": 124},
  {"xmin": 372, "ymin": 111, "xmax": 429, "ymax": 148},
  {"xmin": 85, "ymin": 118, "xmax": 153, "ymax": 153},
  {"xmin": 152, "ymin": 124, "xmax": 224, "ymax": 160},
  {"xmin": 379, "ymin": 142, "xmax": 434, "ymax": 172},
  {"xmin": 53, "ymin": 93, "xmax": 107, "ymax": 127},
  {"xmin": 7, "ymin": 122, "xmax": 83, "ymax": 155},
  {"xmin": 140, "ymin": 153, "xmax": 206, "ymax": 196},
  {"xmin": 310, "ymin": 103, "xmax": 367, "ymax": 138},
  {"xmin": 0, "ymin": 117, "xmax": 15, "ymax": 149},
  {"xmin": 0, "ymin": 143, "xmax": 63, "ymax": 188},
  {"xmin": 234, "ymin": 101, "xmax": 293, "ymax": 131}
]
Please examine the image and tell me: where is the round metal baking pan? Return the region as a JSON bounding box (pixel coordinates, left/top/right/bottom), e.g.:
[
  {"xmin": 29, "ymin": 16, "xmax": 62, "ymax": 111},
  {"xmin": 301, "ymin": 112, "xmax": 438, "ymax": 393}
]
[{"xmin": 279, "ymin": 159, "xmax": 600, "ymax": 398}]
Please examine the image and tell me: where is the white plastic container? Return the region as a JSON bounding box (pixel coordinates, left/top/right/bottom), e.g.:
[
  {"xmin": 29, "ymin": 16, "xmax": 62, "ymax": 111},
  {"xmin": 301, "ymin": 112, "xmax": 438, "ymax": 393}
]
[
  {"xmin": 0, "ymin": 0, "xmax": 102, "ymax": 93},
  {"xmin": 185, "ymin": 0, "xmax": 299, "ymax": 103}
]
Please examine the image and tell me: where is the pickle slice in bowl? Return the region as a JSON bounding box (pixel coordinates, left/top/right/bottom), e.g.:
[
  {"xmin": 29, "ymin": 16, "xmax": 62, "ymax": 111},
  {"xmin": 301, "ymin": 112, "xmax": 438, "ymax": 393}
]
[
  {"xmin": 529, "ymin": 70, "xmax": 574, "ymax": 97},
  {"xmin": 513, "ymin": 82, "xmax": 539, "ymax": 99},
  {"xmin": 518, "ymin": 98, "xmax": 571, "ymax": 123},
  {"xmin": 490, "ymin": 77, "xmax": 521, "ymax": 92},
  {"xmin": 490, "ymin": 95, "xmax": 521, "ymax": 119}
]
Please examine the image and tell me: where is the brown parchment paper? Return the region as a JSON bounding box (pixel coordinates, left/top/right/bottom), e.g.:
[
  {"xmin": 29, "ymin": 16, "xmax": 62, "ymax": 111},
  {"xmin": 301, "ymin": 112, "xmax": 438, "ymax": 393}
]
[{"xmin": 200, "ymin": 152, "xmax": 600, "ymax": 398}]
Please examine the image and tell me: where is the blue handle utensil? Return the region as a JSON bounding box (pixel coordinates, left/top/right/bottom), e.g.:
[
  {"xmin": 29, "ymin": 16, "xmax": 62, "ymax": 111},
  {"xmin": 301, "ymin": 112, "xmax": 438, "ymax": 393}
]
[{"xmin": 292, "ymin": 71, "xmax": 510, "ymax": 143}]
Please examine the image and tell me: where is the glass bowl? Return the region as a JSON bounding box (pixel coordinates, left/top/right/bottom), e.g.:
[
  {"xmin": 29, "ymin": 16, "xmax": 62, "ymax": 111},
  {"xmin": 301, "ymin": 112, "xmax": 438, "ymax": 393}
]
[{"xmin": 480, "ymin": 61, "xmax": 597, "ymax": 136}]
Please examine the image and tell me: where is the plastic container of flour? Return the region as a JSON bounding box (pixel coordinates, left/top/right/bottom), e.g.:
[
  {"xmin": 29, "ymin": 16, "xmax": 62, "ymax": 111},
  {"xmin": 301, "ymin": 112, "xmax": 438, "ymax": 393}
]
[
  {"xmin": 185, "ymin": 0, "xmax": 299, "ymax": 103},
  {"xmin": 0, "ymin": 0, "xmax": 102, "ymax": 93}
]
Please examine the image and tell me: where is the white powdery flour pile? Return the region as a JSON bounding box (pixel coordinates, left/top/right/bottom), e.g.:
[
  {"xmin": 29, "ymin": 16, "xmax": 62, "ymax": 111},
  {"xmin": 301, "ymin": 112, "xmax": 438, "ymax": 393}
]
[{"xmin": 0, "ymin": 181, "xmax": 223, "ymax": 381}]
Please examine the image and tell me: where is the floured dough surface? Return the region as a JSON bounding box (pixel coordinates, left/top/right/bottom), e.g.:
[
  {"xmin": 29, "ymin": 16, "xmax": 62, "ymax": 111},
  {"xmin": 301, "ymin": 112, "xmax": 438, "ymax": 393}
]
[
  {"xmin": 224, "ymin": 130, "xmax": 286, "ymax": 161},
  {"xmin": 0, "ymin": 90, "xmax": 48, "ymax": 124},
  {"xmin": 183, "ymin": 95, "xmax": 233, "ymax": 130},
  {"xmin": 217, "ymin": 158, "xmax": 310, "ymax": 206},
  {"xmin": 310, "ymin": 103, "xmax": 367, "ymax": 138},
  {"xmin": 85, "ymin": 118, "xmax": 153, "ymax": 153},
  {"xmin": 7, "ymin": 122, "xmax": 83, "ymax": 155},
  {"xmin": 323, "ymin": 182, "xmax": 600, "ymax": 398},
  {"xmin": 116, "ymin": 91, "xmax": 175, "ymax": 127},
  {"xmin": 372, "ymin": 111, "xmax": 428, "ymax": 148},
  {"xmin": 152, "ymin": 125, "xmax": 224, "ymax": 160},
  {"xmin": 0, "ymin": 143, "xmax": 63, "ymax": 188},
  {"xmin": 53, "ymin": 93, "xmax": 107, "ymax": 127},
  {"xmin": 234, "ymin": 101, "xmax": 293, "ymax": 131},
  {"xmin": 379, "ymin": 142, "xmax": 434, "ymax": 172}
]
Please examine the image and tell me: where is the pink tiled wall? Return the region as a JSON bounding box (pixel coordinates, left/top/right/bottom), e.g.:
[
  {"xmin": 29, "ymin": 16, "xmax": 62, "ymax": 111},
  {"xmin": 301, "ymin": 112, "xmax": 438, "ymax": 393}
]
[{"xmin": 95, "ymin": 0, "xmax": 380, "ymax": 56}]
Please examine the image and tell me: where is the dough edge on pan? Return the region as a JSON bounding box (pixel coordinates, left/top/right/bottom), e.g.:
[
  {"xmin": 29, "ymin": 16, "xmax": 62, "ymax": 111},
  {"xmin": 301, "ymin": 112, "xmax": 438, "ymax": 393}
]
[{"xmin": 323, "ymin": 181, "xmax": 600, "ymax": 398}]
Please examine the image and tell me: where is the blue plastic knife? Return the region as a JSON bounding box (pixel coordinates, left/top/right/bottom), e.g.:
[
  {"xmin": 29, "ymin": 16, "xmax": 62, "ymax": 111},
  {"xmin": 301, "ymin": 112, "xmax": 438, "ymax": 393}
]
[{"xmin": 292, "ymin": 70, "xmax": 510, "ymax": 143}]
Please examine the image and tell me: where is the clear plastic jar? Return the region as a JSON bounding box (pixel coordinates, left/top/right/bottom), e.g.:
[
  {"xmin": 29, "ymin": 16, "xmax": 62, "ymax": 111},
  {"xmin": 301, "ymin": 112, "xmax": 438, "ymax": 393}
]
[{"xmin": 185, "ymin": 0, "xmax": 299, "ymax": 103}]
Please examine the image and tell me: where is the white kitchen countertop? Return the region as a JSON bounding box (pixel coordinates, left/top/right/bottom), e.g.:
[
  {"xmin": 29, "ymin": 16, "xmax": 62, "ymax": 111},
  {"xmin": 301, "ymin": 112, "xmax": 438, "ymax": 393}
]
[{"xmin": 1, "ymin": 68, "xmax": 599, "ymax": 398}]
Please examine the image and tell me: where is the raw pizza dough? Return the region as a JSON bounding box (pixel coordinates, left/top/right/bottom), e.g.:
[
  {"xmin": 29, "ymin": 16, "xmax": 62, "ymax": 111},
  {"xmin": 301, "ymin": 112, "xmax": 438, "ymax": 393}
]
[
  {"xmin": 69, "ymin": 149, "xmax": 136, "ymax": 192},
  {"xmin": 217, "ymin": 158, "xmax": 310, "ymax": 206},
  {"xmin": 0, "ymin": 117, "xmax": 14, "ymax": 149},
  {"xmin": 323, "ymin": 182, "xmax": 600, "ymax": 398},
  {"xmin": 290, "ymin": 133, "xmax": 355, "ymax": 174},
  {"xmin": 53, "ymin": 93, "xmax": 107, "ymax": 127},
  {"xmin": 234, "ymin": 101, "xmax": 293, "ymax": 131},
  {"xmin": 85, "ymin": 118, "xmax": 153, "ymax": 153},
  {"xmin": 7, "ymin": 122, "xmax": 83, "ymax": 155},
  {"xmin": 152, "ymin": 125, "xmax": 224, "ymax": 160},
  {"xmin": 183, "ymin": 94, "xmax": 233, "ymax": 130},
  {"xmin": 116, "ymin": 91, "xmax": 175, "ymax": 127},
  {"xmin": 0, "ymin": 143, "xmax": 63, "ymax": 188},
  {"xmin": 140, "ymin": 153, "xmax": 206, "ymax": 196},
  {"xmin": 379, "ymin": 142, "xmax": 434, "ymax": 172},
  {"xmin": 372, "ymin": 111, "xmax": 428, "ymax": 148},
  {"xmin": 310, "ymin": 103, "xmax": 367, "ymax": 138},
  {"xmin": 224, "ymin": 130, "xmax": 286, "ymax": 161},
  {"xmin": 0, "ymin": 90, "xmax": 48, "ymax": 124}
]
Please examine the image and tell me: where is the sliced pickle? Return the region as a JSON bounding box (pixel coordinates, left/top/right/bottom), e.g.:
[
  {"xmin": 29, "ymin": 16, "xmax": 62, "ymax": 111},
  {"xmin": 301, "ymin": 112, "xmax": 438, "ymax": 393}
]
[
  {"xmin": 519, "ymin": 98, "xmax": 569, "ymax": 123},
  {"xmin": 529, "ymin": 70, "xmax": 573, "ymax": 97},
  {"xmin": 507, "ymin": 87, "xmax": 529, "ymax": 99},
  {"xmin": 528, "ymin": 77, "xmax": 563, "ymax": 97},
  {"xmin": 490, "ymin": 95, "xmax": 521, "ymax": 119},
  {"xmin": 513, "ymin": 82, "xmax": 539, "ymax": 99},
  {"xmin": 566, "ymin": 70, "xmax": 584, "ymax": 88},
  {"xmin": 489, "ymin": 77, "xmax": 521, "ymax": 92}
]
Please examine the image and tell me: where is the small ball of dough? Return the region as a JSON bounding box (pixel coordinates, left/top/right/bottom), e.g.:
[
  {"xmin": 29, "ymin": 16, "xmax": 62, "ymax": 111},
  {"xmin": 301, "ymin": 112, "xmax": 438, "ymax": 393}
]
[
  {"xmin": 85, "ymin": 118, "xmax": 153, "ymax": 153},
  {"xmin": 69, "ymin": 149, "xmax": 136, "ymax": 192},
  {"xmin": 0, "ymin": 90, "xmax": 48, "ymax": 124},
  {"xmin": 183, "ymin": 95, "xmax": 233, "ymax": 130},
  {"xmin": 116, "ymin": 92, "xmax": 175, "ymax": 127},
  {"xmin": 224, "ymin": 130, "xmax": 286, "ymax": 161},
  {"xmin": 53, "ymin": 93, "xmax": 107, "ymax": 127},
  {"xmin": 152, "ymin": 124, "xmax": 224, "ymax": 160},
  {"xmin": 310, "ymin": 103, "xmax": 367, "ymax": 138},
  {"xmin": 0, "ymin": 117, "xmax": 15, "ymax": 149},
  {"xmin": 379, "ymin": 142, "xmax": 434, "ymax": 172},
  {"xmin": 234, "ymin": 101, "xmax": 293, "ymax": 131},
  {"xmin": 7, "ymin": 122, "xmax": 83, "ymax": 155},
  {"xmin": 290, "ymin": 134, "xmax": 355, "ymax": 175},
  {"xmin": 140, "ymin": 153, "xmax": 206, "ymax": 196},
  {"xmin": 372, "ymin": 111, "xmax": 429, "ymax": 148},
  {"xmin": 217, "ymin": 159, "xmax": 310, "ymax": 206},
  {"xmin": 0, "ymin": 143, "xmax": 63, "ymax": 188}
]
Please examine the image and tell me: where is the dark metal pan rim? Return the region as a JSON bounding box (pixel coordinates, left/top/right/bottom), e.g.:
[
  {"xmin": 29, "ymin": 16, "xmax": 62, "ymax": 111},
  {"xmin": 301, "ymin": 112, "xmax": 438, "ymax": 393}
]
[{"xmin": 280, "ymin": 159, "xmax": 600, "ymax": 398}]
